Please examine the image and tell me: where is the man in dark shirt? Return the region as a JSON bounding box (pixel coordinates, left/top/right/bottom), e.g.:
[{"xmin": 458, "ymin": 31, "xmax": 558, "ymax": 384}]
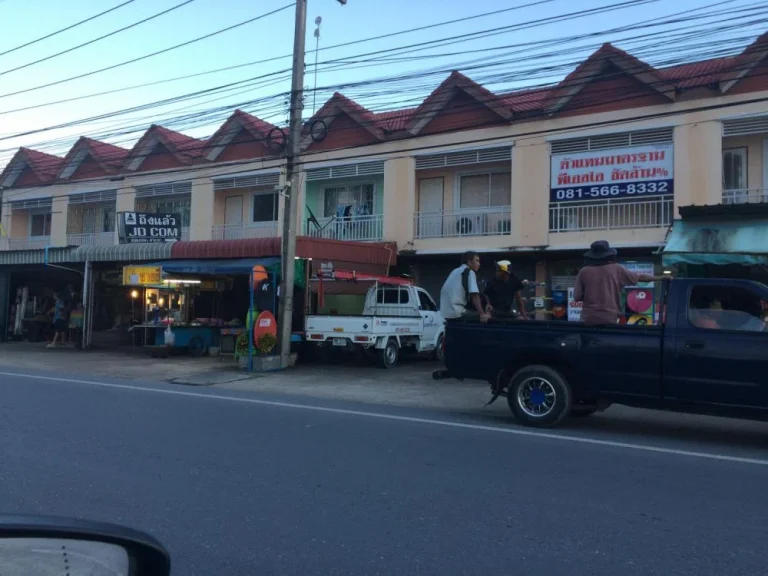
[
  {"xmin": 484, "ymin": 260, "xmax": 529, "ymax": 319},
  {"xmin": 574, "ymin": 240, "xmax": 667, "ymax": 325}
]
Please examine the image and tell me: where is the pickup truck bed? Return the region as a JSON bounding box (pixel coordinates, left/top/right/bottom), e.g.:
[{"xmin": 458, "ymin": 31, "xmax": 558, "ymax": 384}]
[{"xmin": 443, "ymin": 278, "xmax": 768, "ymax": 427}]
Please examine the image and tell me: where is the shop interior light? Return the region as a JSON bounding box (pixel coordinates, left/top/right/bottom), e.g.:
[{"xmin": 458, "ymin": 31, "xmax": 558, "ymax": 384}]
[
  {"xmin": 130, "ymin": 290, "xmax": 139, "ymax": 299},
  {"xmin": 663, "ymin": 270, "xmax": 672, "ymax": 275},
  {"xmin": 163, "ymin": 279, "xmax": 201, "ymax": 284}
]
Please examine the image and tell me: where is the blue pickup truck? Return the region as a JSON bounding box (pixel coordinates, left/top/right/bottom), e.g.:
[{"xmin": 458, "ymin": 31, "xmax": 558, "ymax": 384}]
[{"xmin": 442, "ymin": 278, "xmax": 768, "ymax": 427}]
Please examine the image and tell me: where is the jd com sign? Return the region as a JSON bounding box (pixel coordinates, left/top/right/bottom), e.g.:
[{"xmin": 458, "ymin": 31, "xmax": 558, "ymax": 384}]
[{"xmin": 118, "ymin": 212, "xmax": 181, "ymax": 244}]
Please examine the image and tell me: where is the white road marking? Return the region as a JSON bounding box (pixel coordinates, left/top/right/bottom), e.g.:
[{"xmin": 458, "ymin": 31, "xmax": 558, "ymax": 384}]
[{"xmin": 3, "ymin": 370, "xmax": 768, "ymax": 466}]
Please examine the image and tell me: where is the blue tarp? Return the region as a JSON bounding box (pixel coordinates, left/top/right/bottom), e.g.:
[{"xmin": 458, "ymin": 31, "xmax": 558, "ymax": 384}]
[
  {"xmin": 148, "ymin": 257, "xmax": 281, "ymax": 276},
  {"xmin": 662, "ymin": 219, "xmax": 768, "ymax": 266}
]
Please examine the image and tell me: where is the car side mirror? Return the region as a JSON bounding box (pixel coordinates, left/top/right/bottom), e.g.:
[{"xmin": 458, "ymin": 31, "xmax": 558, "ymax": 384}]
[{"xmin": 0, "ymin": 515, "xmax": 170, "ymax": 576}]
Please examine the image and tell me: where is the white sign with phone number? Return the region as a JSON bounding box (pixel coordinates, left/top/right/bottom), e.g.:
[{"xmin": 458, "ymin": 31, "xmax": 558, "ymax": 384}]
[{"xmin": 550, "ymin": 143, "xmax": 674, "ymax": 203}]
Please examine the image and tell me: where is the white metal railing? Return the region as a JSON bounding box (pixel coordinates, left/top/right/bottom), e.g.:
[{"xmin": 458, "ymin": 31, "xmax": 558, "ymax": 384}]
[
  {"xmin": 549, "ymin": 197, "xmax": 673, "ymax": 232},
  {"xmin": 414, "ymin": 206, "xmax": 512, "ymax": 239},
  {"xmin": 722, "ymin": 188, "xmax": 768, "ymax": 204},
  {"xmin": 181, "ymin": 226, "xmax": 189, "ymax": 241},
  {"xmin": 212, "ymin": 222, "xmax": 278, "ymax": 240},
  {"xmin": 67, "ymin": 232, "xmax": 115, "ymax": 246},
  {"xmin": 8, "ymin": 236, "xmax": 51, "ymax": 250},
  {"xmin": 305, "ymin": 214, "xmax": 383, "ymax": 242}
]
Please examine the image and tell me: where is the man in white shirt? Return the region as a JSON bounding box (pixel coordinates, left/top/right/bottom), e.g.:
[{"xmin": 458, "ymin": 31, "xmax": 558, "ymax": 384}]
[{"xmin": 439, "ymin": 251, "xmax": 489, "ymax": 322}]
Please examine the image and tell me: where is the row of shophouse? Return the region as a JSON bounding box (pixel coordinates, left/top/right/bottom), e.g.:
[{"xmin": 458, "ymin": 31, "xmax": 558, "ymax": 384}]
[{"xmin": 1, "ymin": 33, "xmax": 768, "ymax": 335}]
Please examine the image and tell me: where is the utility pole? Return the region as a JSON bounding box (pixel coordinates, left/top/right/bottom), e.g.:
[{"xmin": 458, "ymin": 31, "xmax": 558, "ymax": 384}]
[{"xmin": 279, "ymin": 0, "xmax": 347, "ymax": 368}]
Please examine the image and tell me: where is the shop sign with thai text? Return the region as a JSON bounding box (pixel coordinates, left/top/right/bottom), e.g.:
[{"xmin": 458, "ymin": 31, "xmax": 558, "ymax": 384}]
[
  {"xmin": 550, "ymin": 143, "xmax": 673, "ymax": 203},
  {"xmin": 118, "ymin": 212, "xmax": 181, "ymax": 244},
  {"xmin": 122, "ymin": 266, "xmax": 162, "ymax": 286}
]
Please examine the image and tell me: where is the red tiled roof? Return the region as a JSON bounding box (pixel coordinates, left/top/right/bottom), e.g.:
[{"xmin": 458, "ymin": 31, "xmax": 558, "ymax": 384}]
[
  {"xmin": 303, "ymin": 92, "xmax": 383, "ymax": 141},
  {"xmin": 374, "ymin": 108, "xmax": 417, "ymax": 132},
  {"xmin": 205, "ymin": 109, "xmax": 282, "ymax": 157},
  {"xmin": 659, "ymin": 57, "xmax": 732, "ymax": 89},
  {"xmin": 6, "ymin": 30, "xmax": 768, "ymax": 185},
  {"xmin": 21, "ymin": 147, "xmax": 64, "ymax": 180},
  {"xmin": 719, "ymin": 31, "xmax": 768, "ymax": 92},
  {"xmin": 81, "ymin": 137, "xmax": 130, "ymax": 167},
  {"xmin": 406, "ymin": 70, "xmax": 513, "ymax": 135},
  {"xmin": 153, "ymin": 125, "xmax": 206, "ymax": 158},
  {"xmin": 542, "ymin": 42, "xmax": 676, "ymax": 113},
  {"xmin": 499, "ymin": 87, "xmax": 551, "ymax": 112},
  {"xmin": 234, "ymin": 109, "xmax": 277, "ymax": 135}
]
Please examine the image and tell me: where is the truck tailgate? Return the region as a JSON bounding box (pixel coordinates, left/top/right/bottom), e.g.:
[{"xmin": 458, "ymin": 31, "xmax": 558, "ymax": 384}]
[{"xmin": 305, "ymin": 315, "xmax": 373, "ymax": 336}]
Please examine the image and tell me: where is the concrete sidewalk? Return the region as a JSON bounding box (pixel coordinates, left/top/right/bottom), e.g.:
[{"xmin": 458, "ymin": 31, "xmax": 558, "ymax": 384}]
[{"xmin": 0, "ymin": 342, "xmax": 504, "ymax": 416}]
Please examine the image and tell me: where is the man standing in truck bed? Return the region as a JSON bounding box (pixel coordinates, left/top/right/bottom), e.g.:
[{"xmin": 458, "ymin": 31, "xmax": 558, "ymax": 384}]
[
  {"xmin": 574, "ymin": 240, "xmax": 667, "ymax": 325},
  {"xmin": 483, "ymin": 260, "xmax": 529, "ymax": 319},
  {"xmin": 439, "ymin": 251, "xmax": 489, "ymax": 323}
]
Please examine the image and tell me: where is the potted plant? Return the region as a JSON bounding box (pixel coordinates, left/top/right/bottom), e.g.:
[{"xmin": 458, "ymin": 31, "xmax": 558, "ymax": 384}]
[{"xmin": 235, "ymin": 332, "xmax": 282, "ymax": 371}]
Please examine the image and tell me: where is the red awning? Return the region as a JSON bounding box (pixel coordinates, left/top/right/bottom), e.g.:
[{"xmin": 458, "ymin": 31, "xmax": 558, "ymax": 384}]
[{"xmin": 170, "ymin": 236, "xmax": 397, "ymax": 266}]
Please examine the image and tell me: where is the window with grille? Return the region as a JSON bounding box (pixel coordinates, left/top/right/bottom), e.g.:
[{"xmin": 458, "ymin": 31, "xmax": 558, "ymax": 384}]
[
  {"xmin": 458, "ymin": 172, "xmax": 511, "ymax": 208},
  {"xmin": 30, "ymin": 213, "xmax": 52, "ymax": 236},
  {"xmin": 252, "ymin": 191, "xmax": 278, "ymax": 223},
  {"xmin": 722, "ymin": 148, "xmax": 747, "ymax": 191},
  {"xmin": 135, "ymin": 196, "xmax": 191, "ymax": 226},
  {"xmin": 323, "ymin": 184, "xmax": 374, "ymax": 218},
  {"xmin": 67, "ymin": 204, "xmax": 116, "ymax": 234}
]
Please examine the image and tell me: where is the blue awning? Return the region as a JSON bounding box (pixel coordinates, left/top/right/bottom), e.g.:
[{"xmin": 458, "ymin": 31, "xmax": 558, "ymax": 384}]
[
  {"xmin": 147, "ymin": 257, "xmax": 280, "ymax": 276},
  {"xmin": 662, "ymin": 219, "xmax": 768, "ymax": 266}
]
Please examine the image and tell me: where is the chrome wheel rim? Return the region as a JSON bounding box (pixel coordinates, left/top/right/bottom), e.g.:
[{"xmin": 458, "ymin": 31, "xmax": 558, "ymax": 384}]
[{"xmin": 516, "ymin": 377, "xmax": 556, "ymax": 417}]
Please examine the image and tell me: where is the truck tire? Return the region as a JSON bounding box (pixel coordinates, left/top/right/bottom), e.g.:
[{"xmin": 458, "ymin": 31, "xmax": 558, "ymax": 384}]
[
  {"xmin": 507, "ymin": 364, "xmax": 572, "ymax": 428},
  {"xmin": 432, "ymin": 334, "xmax": 445, "ymax": 362},
  {"xmin": 378, "ymin": 338, "xmax": 399, "ymax": 369}
]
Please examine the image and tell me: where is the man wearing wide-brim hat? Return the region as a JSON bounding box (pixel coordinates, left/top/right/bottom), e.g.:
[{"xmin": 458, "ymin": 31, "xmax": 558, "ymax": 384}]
[{"xmin": 573, "ymin": 240, "xmax": 667, "ymax": 325}]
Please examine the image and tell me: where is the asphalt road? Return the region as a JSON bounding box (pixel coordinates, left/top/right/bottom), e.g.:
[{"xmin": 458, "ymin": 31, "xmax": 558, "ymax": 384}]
[{"xmin": 2, "ymin": 369, "xmax": 767, "ymax": 576}]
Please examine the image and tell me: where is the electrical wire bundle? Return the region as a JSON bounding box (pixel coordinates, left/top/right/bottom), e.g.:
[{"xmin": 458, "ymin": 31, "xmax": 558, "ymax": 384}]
[{"xmin": 0, "ymin": 0, "xmax": 765, "ymax": 204}]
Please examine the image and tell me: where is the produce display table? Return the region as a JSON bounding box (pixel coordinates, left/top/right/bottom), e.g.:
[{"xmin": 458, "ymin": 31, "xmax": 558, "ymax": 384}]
[{"xmin": 134, "ymin": 323, "xmax": 219, "ymax": 357}]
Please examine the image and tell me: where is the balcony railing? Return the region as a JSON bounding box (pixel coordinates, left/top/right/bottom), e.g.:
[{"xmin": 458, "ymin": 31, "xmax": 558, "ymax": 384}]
[
  {"xmin": 414, "ymin": 206, "xmax": 512, "ymax": 239},
  {"xmin": 549, "ymin": 197, "xmax": 673, "ymax": 233},
  {"xmin": 305, "ymin": 214, "xmax": 383, "ymax": 242},
  {"xmin": 722, "ymin": 188, "xmax": 768, "ymax": 204},
  {"xmin": 181, "ymin": 226, "xmax": 190, "ymax": 241},
  {"xmin": 212, "ymin": 222, "xmax": 278, "ymax": 241},
  {"xmin": 8, "ymin": 236, "xmax": 51, "ymax": 250},
  {"xmin": 67, "ymin": 232, "xmax": 116, "ymax": 246}
]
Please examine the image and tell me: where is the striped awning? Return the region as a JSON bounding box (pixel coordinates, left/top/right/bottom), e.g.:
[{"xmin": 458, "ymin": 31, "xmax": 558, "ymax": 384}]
[
  {"xmin": 0, "ymin": 247, "xmax": 78, "ymax": 266},
  {"xmin": 71, "ymin": 242, "xmax": 174, "ymax": 262}
]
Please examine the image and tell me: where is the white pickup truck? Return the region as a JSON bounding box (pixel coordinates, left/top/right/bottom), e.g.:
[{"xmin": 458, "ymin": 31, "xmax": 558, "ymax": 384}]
[{"xmin": 304, "ymin": 283, "xmax": 445, "ymax": 368}]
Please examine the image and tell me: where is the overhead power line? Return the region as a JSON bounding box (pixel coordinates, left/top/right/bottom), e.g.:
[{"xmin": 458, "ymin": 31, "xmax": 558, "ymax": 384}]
[
  {"xmin": 0, "ymin": 0, "xmax": 557, "ymax": 118},
  {"xmin": 4, "ymin": 35, "xmax": 767, "ymax": 189},
  {"xmin": 0, "ymin": 0, "xmax": 760, "ymax": 166},
  {"xmin": 4, "ymin": 83, "xmax": 768, "ymax": 207},
  {"xmin": 0, "ymin": 0, "xmax": 137, "ymax": 58},
  {"xmin": 0, "ymin": 0, "xmax": 196, "ymax": 78},
  {"xmin": 0, "ymin": 2, "xmax": 295, "ymax": 101}
]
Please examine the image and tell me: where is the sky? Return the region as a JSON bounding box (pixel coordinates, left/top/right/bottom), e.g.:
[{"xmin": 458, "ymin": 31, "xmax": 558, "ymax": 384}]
[{"xmin": 0, "ymin": 0, "xmax": 763, "ymax": 169}]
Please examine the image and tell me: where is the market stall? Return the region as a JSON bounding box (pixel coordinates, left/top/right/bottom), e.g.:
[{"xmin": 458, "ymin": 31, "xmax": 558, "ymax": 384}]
[
  {"xmin": 121, "ymin": 257, "xmax": 298, "ymax": 360},
  {"xmin": 123, "ymin": 264, "xmax": 244, "ymax": 357}
]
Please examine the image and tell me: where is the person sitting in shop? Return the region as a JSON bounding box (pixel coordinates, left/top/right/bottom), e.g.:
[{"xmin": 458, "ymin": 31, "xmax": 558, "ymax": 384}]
[{"xmin": 483, "ymin": 260, "xmax": 530, "ymax": 319}]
